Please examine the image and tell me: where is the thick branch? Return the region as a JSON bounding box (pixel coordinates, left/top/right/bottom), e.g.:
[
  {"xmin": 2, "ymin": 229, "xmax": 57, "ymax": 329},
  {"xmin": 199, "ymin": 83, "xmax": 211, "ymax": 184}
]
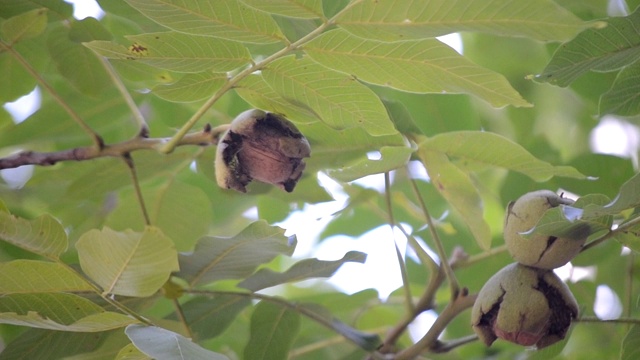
[{"xmin": 0, "ymin": 124, "xmax": 229, "ymax": 170}]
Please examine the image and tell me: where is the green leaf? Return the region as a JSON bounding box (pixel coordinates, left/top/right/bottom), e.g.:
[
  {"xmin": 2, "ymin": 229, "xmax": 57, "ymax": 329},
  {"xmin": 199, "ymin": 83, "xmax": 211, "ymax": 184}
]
[
  {"xmin": 0, "ymin": 260, "xmax": 93, "ymax": 294},
  {"xmin": 262, "ymin": 56, "xmax": 397, "ymax": 136},
  {"xmin": 76, "ymin": 226, "xmax": 179, "ymax": 297},
  {"xmin": 382, "ymin": 98, "xmax": 423, "ymax": 136},
  {"xmin": 152, "ymin": 72, "xmax": 227, "ymax": 102},
  {"xmin": 0, "ymin": 7, "xmax": 47, "ymax": 44},
  {"xmin": 178, "ymin": 221, "xmax": 297, "ymax": 287},
  {"xmin": 235, "ymin": 74, "xmax": 321, "ymax": 124},
  {"xmin": 0, "ymin": 52, "xmax": 37, "ymax": 102},
  {"xmin": 599, "ymin": 61, "xmax": 640, "ymax": 116},
  {"xmin": 106, "ymin": 180, "xmax": 214, "ymax": 251},
  {"xmin": 300, "ymin": 122, "xmax": 407, "ymax": 172},
  {"xmin": 416, "ymin": 147, "xmax": 491, "ymax": 250},
  {"xmin": 524, "ymin": 194, "xmax": 613, "ymax": 240},
  {"xmin": 326, "ymin": 146, "xmax": 413, "ymax": 182},
  {"xmin": 582, "ymin": 172, "xmax": 640, "ymax": 218},
  {"xmin": 0, "ymin": 0, "xmax": 72, "ymax": 20},
  {"xmin": 0, "ymin": 293, "xmax": 137, "ymax": 331},
  {"xmin": 0, "ymin": 211, "xmax": 67, "ymax": 259},
  {"xmin": 537, "ymin": 9, "xmax": 640, "ymax": 87},
  {"xmin": 244, "ymin": 301, "xmax": 301, "ymax": 360},
  {"xmin": 298, "ymin": 303, "xmax": 381, "ymax": 351},
  {"xmin": 420, "ymin": 131, "xmax": 588, "ymax": 181},
  {"xmin": 0, "ymin": 329, "xmax": 109, "ymax": 360},
  {"xmin": 240, "ymin": 0, "xmax": 324, "ymax": 19},
  {"xmin": 239, "ymin": 250, "xmax": 367, "ymax": 291},
  {"xmin": 116, "ymin": 343, "xmax": 151, "ymax": 360},
  {"xmin": 126, "ymin": 325, "xmax": 229, "ymax": 360},
  {"xmin": 336, "ymin": 0, "xmax": 588, "ymax": 42},
  {"xmin": 47, "ymin": 23, "xmax": 112, "ymax": 97},
  {"xmin": 622, "ymin": 325, "xmax": 640, "ymax": 360},
  {"xmin": 613, "ymin": 229, "xmax": 640, "ymax": 254},
  {"xmin": 170, "ymin": 295, "xmax": 251, "ymax": 340},
  {"xmin": 305, "ymin": 29, "xmax": 530, "ymax": 108},
  {"xmin": 124, "ymin": 0, "xmax": 285, "ymax": 44}
]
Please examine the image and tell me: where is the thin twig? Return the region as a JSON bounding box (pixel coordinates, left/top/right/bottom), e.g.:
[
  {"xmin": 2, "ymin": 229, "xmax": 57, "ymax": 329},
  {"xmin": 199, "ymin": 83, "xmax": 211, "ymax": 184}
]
[
  {"xmin": 384, "ymin": 172, "xmax": 414, "ymax": 314},
  {"xmin": 451, "ymin": 244, "xmax": 508, "ymax": 270},
  {"xmin": 0, "ymin": 41, "xmax": 104, "ymax": 148},
  {"xmin": 409, "ymin": 177, "xmax": 460, "ymax": 299},
  {"xmin": 431, "ymin": 334, "xmax": 478, "ymax": 353},
  {"xmin": 158, "ymin": 0, "xmax": 365, "ymax": 153},
  {"xmin": 122, "ymin": 153, "xmax": 151, "ymax": 226},
  {"xmin": 581, "ymin": 214, "xmax": 640, "ymax": 252},
  {"xmin": 186, "ymin": 289, "xmax": 378, "ymax": 353},
  {"xmin": 0, "ymin": 124, "xmax": 229, "ymax": 170},
  {"xmin": 626, "ymin": 252, "xmax": 635, "ymax": 319},
  {"xmin": 394, "ymin": 290, "xmax": 477, "ymax": 359},
  {"xmin": 576, "ymin": 316, "xmax": 640, "ymax": 325},
  {"xmin": 172, "ymin": 298, "xmax": 195, "ymax": 340}
]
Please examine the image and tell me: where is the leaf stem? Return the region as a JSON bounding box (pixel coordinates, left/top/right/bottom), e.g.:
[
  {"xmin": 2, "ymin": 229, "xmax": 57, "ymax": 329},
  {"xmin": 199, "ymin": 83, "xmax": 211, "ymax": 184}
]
[
  {"xmin": 0, "ymin": 41, "xmax": 104, "ymax": 148},
  {"xmin": 122, "ymin": 153, "xmax": 151, "ymax": 226},
  {"xmin": 100, "ymin": 57, "xmax": 149, "ymax": 134}
]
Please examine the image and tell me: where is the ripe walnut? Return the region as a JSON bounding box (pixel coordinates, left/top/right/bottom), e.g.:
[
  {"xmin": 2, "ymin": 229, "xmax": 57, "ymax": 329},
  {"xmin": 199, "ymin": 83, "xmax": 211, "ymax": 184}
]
[
  {"xmin": 215, "ymin": 109, "xmax": 311, "ymax": 193},
  {"xmin": 471, "ymin": 263, "xmax": 578, "ymax": 349}
]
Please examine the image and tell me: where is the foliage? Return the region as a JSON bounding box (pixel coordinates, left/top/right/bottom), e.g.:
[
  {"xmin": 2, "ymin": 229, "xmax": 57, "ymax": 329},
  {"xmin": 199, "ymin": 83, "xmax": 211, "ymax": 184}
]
[{"xmin": 1, "ymin": 0, "xmax": 640, "ymax": 359}]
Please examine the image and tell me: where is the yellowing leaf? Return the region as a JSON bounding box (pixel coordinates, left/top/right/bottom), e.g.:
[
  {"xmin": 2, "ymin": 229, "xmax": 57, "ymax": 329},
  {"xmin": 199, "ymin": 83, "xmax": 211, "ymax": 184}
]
[
  {"xmin": 0, "ymin": 211, "xmax": 67, "ymax": 259},
  {"xmin": 76, "ymin": 226, "xmax": 179, "ymax": 297},
  {"xmin": 241, "ymin": 0, "xmax": 324, "ymax": 19},
  {"xmin": 85, "ymin": 31, "xmax": 251, "ymax": 73},
  {"xmin": 337, "ymin": 0, "xmax": 588, "ymax": 42},
  {"xmin": 537, "ymin": 8, "xmax": 640, "ymax": 87},
  {"xmin": 1, "ymin": 7, "xmax": 47, "ymax": 44},
  {"xmin": 124, "ymin": 0, "xmax": 285, "ymax": 44},
  {"xmin": 153, "ymin": 72, "xmax": 227, "ymax": 102},
  {"xmin": 305, "ymin": 29, "xmax": 530, "ymax": 108},
  {"xmin": 0, "ymin": 260, "xmax": 93, "ymax": 294},
  {"xmin": 0, "ymin": 293, "xmax": 137, "ymax": 332},
  {"xmin": 262, "ymin": 56, "xmax": 397, "ymax": 136},
  {"xmin": 420, "ymin": 131, "xmax": 587, "ymax": 181},
  {"xmin": 417, "ymin": 148, "xmax": 491, "ymax": 250}
]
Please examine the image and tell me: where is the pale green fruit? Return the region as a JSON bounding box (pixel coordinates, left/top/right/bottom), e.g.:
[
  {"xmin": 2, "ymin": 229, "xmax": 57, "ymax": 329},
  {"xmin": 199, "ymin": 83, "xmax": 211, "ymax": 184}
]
[
  {"xmin": 471, "ymin": 263, "xmax": 578, "ymax": 349},
  {"xmin": 215, "ymin": 109, "xmax": 310, "ymax": 193},
  {"xmin": 504, "ymin": 190, "xmax": 587, "ymax": 269}
]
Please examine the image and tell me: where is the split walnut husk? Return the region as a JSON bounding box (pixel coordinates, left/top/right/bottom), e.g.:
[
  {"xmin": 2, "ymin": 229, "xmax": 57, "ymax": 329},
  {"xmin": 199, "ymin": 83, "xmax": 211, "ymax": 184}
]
[
  {"xmin": 471, "ymin": 263, "xmax": 578, "ymax": 349},
  {"xmin": 504, "ymin": 190, "xmax": 588, "ymax": 269},
  {"xmin": 215, "ymin": 109, "xmax": 311, "ymax": 193}
]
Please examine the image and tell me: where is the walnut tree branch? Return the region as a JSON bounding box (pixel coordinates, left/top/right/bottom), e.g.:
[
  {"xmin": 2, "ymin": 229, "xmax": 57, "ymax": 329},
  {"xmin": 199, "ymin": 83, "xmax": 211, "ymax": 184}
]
[{"xmin": 0, "ymin": 124, "xmax": 229, "ymax": 170}]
